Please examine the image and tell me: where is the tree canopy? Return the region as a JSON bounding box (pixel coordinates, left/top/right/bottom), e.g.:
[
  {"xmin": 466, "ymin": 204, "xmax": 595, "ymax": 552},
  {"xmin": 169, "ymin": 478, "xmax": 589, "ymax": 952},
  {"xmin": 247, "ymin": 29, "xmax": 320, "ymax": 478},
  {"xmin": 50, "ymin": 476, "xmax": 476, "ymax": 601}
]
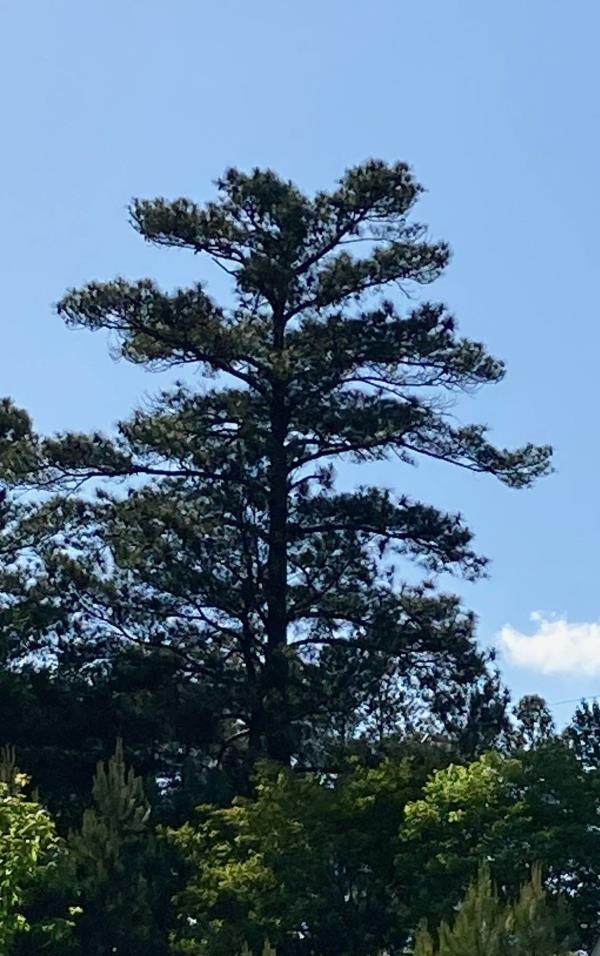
[{"xmin": 0, "ymin": 161, "xmax": 550, "ymax": 787}]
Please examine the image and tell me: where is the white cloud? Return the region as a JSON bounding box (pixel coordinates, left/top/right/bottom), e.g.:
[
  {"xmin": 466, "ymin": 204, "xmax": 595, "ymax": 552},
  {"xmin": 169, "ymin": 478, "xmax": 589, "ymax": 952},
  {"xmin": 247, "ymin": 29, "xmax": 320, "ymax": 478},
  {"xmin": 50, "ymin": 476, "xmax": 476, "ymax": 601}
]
[{"xmin": 499, "ymin": 613, "xmax": 600, "ymax": 676}]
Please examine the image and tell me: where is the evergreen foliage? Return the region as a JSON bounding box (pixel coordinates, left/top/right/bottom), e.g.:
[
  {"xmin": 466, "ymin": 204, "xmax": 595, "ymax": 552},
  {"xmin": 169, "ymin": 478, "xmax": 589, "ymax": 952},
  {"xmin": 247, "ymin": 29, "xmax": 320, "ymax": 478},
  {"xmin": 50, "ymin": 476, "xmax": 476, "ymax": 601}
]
[
  {"xmin": 512, "ymin": 695, "xmax": 555, "ymax": 750},
  {"xmin": 565, "ymin": 699, "xmax": 600, "ymax": 768},
  {"xmin": 413, "ymin": 865, "xmax": 573, "ymax": 956},
  {"xmin": 69, "ymin": 739, "xmax": 169, "ymax": 955},
  {"xmin": 0, "ymin": 161, "xmax": 550, "ymax": 781}
]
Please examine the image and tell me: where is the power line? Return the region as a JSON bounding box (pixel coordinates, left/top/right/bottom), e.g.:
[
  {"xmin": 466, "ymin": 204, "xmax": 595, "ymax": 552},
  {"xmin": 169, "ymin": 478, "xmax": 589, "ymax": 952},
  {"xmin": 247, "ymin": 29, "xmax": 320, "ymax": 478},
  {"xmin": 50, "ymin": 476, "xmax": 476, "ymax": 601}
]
[{"xmin": 550, "ymin": 695, "xmax": 600, "ymax": 707}]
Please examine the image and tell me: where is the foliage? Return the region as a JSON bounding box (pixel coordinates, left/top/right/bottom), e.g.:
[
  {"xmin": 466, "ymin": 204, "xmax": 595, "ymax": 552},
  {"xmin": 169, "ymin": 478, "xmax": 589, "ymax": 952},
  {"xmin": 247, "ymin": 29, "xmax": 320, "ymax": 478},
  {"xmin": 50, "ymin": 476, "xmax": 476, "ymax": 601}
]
[
  {"xmin": 512, "ymin": 695, "xmax": 555, "ymax": 750},
  {"xmin": 168, "ymin": 745, "xmax": 598, "ymax": 955},
  {"xmin": 238, "ymin": 945, "xmax": 277, "ymax": 956},
  {"xmin": 0, "ymin": 161, "xmax": 549, "ymax": 779},
  {"xmin": 0, "ymin": 656, "xmax": 233, "ymax": 827},
  {"xmin": 0, "ymin": 160, "xmax": 556, "ymax": 953},
  {"xmin": 399, "ymin": 741, "xmax": 599, "ymax": 947},
  {"xmin": 168, "ymin": 759, "xmax": 426, "ymax": 956},
  {"xmin": 565, "ymin": 698, "xmax": 600, "ymax": 768},
  {"xmin": 0, "ymin": 770, "xmax": 76, "ymax": 952},
  {"xmin": 69, "ymin": 739, "xmax": 170, "ymax": 955},
  {"xmin": 413, "ymin": 864, "xmax": 573, "ymax": 956}
]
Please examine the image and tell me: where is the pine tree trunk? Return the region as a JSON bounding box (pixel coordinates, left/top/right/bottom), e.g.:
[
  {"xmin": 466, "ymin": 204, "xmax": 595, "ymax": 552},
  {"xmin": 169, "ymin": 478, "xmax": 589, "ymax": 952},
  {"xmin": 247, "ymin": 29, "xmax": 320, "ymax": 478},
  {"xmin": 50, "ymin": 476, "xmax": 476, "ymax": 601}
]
[{"xmin": 263, "ymin": 307, "xmax": 291, "ymax": 764}]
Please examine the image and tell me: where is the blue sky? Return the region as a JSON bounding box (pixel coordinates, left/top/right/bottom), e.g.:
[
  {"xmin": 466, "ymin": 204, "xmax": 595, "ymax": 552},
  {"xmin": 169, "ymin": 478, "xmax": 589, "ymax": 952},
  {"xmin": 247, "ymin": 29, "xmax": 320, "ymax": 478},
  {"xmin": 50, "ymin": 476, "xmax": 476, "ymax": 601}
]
[{"xmin": 1, "ymin": 0, "xmax": 599, "ymax": 720}]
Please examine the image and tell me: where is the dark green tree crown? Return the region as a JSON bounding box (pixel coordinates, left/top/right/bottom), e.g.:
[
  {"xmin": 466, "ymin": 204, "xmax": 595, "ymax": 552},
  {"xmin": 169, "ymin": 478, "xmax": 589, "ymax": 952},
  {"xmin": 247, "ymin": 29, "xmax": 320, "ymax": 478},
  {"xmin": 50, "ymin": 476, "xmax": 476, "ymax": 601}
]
[{"xmin": 0, "ymin": 161, "xmax": 551, "ymax": 768}]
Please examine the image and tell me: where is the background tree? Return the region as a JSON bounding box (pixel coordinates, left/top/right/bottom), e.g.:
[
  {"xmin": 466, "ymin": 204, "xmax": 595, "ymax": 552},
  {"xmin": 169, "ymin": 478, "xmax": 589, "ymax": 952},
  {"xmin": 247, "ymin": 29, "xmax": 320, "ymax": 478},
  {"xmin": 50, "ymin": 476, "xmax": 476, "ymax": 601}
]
[
  {"xmin": 427, "ymin": 666, "xmax": 513, "ymax": 760},
  {"xmin": 565, "ymin": 698, "xmax": 600, "ymax": 769},
  {"xmin": 0, "ymin": 161, "xmax": 550, "ymax": 780},
  {"xmin": 398, "ymin": 741, "xmax": 600, "ymax": 948},
  {"xmin": 0, "ymin": 479, "xmax": 236, "ymax": 815},
  {"xmin": 512, "ymin": 694, "xmax": 556, "ymax": 750},
  {"xmin": 169, "ymin": 758, "xmax": 424, "ymax": 956}
]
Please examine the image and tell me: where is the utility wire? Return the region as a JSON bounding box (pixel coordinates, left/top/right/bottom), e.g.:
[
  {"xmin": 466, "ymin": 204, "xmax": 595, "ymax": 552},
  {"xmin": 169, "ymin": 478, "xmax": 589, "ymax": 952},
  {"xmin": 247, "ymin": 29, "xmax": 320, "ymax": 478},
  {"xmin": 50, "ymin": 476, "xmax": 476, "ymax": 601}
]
[{"xmin": 550, "ymin": 695, "xmax": 600, "ymax": 707}]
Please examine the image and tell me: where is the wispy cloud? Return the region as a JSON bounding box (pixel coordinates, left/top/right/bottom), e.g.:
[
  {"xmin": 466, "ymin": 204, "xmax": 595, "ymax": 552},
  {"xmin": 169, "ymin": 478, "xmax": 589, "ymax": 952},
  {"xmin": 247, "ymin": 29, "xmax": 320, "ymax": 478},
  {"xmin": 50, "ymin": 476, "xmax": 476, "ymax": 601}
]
[{"xmin": 500, "ymin": 612, "xmax": 600, "ymax": 676}]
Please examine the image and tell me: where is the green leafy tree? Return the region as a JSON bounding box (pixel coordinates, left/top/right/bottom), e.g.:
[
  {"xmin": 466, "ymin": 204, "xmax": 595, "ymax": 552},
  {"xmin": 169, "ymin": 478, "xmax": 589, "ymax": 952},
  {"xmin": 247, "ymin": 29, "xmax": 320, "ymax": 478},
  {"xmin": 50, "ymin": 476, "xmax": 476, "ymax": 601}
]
[
  {"xmin": 0, "ymin": 769, "xmax": 76, "ymax": 952},
  {"xmin": 0, "ymin": 162, "xmax": 550, "ymax": 773},
  {"xmin": 69, "ymin": 739, "xmax": 169, "ymax": 955},
  {"xmin": 399, "ymin": 741, "xmax": 600, "ymax": 949},
  {"xmin": 414, "ymin": 865, "xmax": 573, "ymax": 956},
  {"xmin": 168, "ymin": 758, "xmax": 426, "ymax": 956}
]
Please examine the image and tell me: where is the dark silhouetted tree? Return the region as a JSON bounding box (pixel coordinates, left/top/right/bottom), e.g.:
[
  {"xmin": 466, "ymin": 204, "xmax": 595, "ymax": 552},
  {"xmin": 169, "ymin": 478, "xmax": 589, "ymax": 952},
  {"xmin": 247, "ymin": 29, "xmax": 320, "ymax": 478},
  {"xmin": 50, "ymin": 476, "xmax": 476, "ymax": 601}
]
[
  {"xmin": 513, "ymin": 695, "xmax": 556, "ymax": 750},
  {"xmin": 0, "ymin": 162, "xmax": 550, "ymax": 774}
]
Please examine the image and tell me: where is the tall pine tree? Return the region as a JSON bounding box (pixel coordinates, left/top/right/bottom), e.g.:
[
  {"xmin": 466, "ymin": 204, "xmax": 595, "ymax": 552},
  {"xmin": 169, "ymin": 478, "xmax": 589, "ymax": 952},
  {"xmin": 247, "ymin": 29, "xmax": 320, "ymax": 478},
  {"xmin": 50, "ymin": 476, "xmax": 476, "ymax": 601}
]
[{"xmin": 0, "ymin": 161, "xmax": 550, "ymax": 771}]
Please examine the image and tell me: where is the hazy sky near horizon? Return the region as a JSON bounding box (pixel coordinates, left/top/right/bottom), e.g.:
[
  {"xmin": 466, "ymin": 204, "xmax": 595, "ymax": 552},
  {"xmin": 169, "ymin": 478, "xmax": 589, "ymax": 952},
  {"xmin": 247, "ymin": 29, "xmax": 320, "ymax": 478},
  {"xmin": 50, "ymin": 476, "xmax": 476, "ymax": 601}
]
[{"xmin": 2, "ymin": 0, "xmax": 599, "ymax": 718}]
